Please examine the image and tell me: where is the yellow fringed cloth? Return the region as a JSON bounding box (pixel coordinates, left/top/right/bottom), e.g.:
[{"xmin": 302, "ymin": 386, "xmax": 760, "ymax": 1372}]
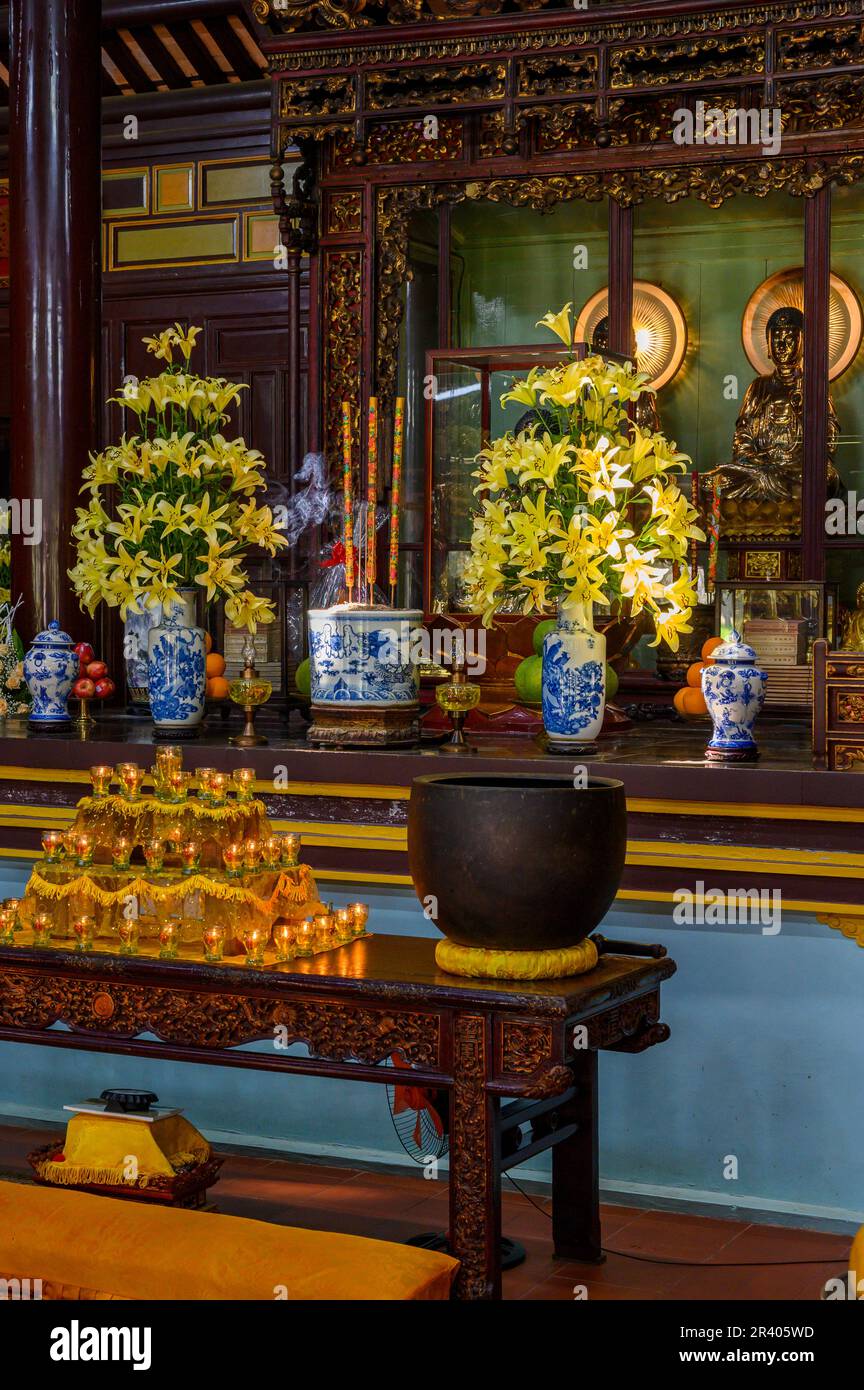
[
  {"xmin": 72, "ymin": 795, "xmax": 270, "ymax": 867},
  {"xmin": 32, "ymin": 1112, "xmax": 211, "ymax": 1189},
  {"xmin": 435, "ymin": 936, "xmax": 599, "ymax": 980},
  {"xmin": 0, "ymin": 1181, "xmax": 459, "ymax": 1300}
]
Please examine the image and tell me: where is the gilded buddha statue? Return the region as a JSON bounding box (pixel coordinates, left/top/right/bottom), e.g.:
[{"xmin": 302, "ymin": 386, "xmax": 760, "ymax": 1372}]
[
  {"xmin": 706, "ymin": 306, "xmax": 840, "ymax": 541},
  {"xmin": 841, "ymin": 581, "xmax": 864, "ymax": 651}
]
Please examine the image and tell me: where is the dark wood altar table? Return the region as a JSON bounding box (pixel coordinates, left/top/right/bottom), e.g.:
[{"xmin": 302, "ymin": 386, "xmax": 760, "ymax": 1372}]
[{"xmin": 0, "ymin": 931, "xmax": 675, "ymax": 1299}]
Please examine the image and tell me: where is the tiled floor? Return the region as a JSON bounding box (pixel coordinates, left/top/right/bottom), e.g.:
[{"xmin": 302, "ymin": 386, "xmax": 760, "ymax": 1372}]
[{"xmin": 0, "ymin": 1122, "xmax": 853, "ymax": 1300}]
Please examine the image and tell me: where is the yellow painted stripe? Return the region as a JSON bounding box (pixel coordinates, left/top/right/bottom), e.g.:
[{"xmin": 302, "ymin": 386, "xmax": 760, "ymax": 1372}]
[
  {"xmin": 615, "ymin": 888, "xmax": 864, "ymax": 917},
  {"xmin": 627, "ymin": 797, "xmax": 864, "ymax": 824}
]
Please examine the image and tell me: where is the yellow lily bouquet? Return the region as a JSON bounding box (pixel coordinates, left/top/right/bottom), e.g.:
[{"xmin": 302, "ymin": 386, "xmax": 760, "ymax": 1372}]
[
  {"xmin": 69, "ymin": 324, "xmax": 286, "ymax": 632},
  {"xmin": 465, "ymin": 304, "xmax": 705, "ymax": 652}
]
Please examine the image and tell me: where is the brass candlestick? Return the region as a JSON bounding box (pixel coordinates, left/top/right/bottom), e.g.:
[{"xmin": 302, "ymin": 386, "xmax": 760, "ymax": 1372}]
[
  {"xmin": 74, "ymin": 697, "xmax": 94, "ymax": 738},
  {"xmin": 229, "ymin": 639, "xmax": 271, "ymax": 748},
  {"xmin": 435, "ymin": 644, "xmax": 480, "ymax": 752}
]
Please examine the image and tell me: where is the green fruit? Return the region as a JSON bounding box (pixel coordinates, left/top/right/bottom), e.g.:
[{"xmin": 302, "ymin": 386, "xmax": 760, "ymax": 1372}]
[
  {"xmin": 295, "ymin": 657, "xmax": 311, "ymax": 699},
  {"xmin": 532, "ymin": 619, "xmax": 557, "ymax": 655},
  {"xmin": 605, "ymin": 663, "xmax": 619, "ymax": 701},
  {"xmin": 514, "ymin": 653, "xmax": 543, "ymax": 705}
]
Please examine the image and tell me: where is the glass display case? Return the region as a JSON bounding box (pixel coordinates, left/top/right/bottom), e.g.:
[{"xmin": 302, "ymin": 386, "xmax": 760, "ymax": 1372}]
[
  {"xmin": 423, "ymin": 344, "xmax": 585, "ymax": 616},
  {"xmin": 716, "ymin": 582, "xmax": 837, "ymax": 659}
]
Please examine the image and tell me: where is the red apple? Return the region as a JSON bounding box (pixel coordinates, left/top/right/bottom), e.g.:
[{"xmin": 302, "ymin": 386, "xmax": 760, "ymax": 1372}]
[
  {"xmin": 73, "ymin": 677, "xmax": 95, "ymax": 699},
  {"xmin": 94, "ymin": 677, "xmax": 115, "ymax": 700},
  {"xmin": 86, "ymin": 660, "xmax": 108, "ymax": 680},
  {"xmin": 73, "ymin": 642, "xmax": 94, "ymax": 665}
]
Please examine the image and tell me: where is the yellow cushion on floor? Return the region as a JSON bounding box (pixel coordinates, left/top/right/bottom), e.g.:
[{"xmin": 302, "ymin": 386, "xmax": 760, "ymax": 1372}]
[{"xmin": 0, "ymin": 1180, "xmax": 458, "ymax": 1301}]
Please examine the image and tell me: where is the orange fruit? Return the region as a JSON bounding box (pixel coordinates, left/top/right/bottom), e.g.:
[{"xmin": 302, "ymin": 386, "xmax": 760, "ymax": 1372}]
[
  {"xmin": 673, "ymin": 688, "xmax": 689, "ymax": 715},
  {"xmin": 701, "ymin": 636, "xmax": 723, "ymax": 661},
  {"xmin": 206, "ymin": 652, "xmax": 226, "ymax": 679},
  {"xmin": 205, "ymin": 632, "xmax": 213, "ymax": 654},
  {"xmin": 681, "ymin": 687, "xmax": 708, "ymax": 716},
  {"xmin": 206, "ymin": 675, "xmax": 229, "ymax": 700},
  {"xmin": 686, "ymin": 661, "xmax": 705, "ymax": 688}
]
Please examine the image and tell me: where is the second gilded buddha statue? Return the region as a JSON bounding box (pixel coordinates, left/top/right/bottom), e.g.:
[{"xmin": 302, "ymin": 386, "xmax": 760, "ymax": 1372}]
[{"xmin": 706, "ymin": 306, "xmax": 841, "ymax": 541}]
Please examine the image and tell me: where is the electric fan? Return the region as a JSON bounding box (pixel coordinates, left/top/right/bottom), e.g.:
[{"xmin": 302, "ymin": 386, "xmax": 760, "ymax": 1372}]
[{"xmin": 385, "ymin": 1053, "xmax": 525, "ymax": 1270}]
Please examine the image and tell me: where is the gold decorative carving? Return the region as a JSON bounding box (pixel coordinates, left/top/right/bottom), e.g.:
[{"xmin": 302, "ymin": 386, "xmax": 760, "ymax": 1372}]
[
  {"xmin": 516, "ymin": 52, "xmax": 598, "ymax": 95},
  {"xmin": 333, "ymin": 117, "xmax": 463, "ymax": 166},
  {"xmin": 327, "ymin": 190, "xmax": 363, "ymax": 232},
  {"xmin": 610, "ymin": 34, "xmax": 765, "ymax": 89},
  {"xmin": 366, "ymin": 63, "xmax": 505, "ymax": 110},
  {"xmin": 777, "ymin": 22, "xmax": 864, "ymax": 70},
  {"xmin": 833, "ymin": 744, "xmax": 864, "ymax": 770},
  {"xmin": 828, "ymin": 663, "xmax": 864, "ymax": 676},
  {"xmin": 744, "ymin": 551, "xmax": 782, "ymax": 580},
  {"xmin": 781, "ymin": 76, "xmax": 864, "ymax": 134},
  {"xmin": 0, "ymin": 970, "xmax": 440, "ymax": 1065},
  {"xmin": 838, "ymin": 694, "xmax": 864, "ymax": 723},
  {"xmin": 817, "ymin": 912, "xmax": 864, "ymax": 947},
  {"xmin": 323, "ymin": 248, "xmax": 363, "ymax": 465},
  {"xmin": 279, "ymin": 75, "xmax": 355, "ymax": 118}
]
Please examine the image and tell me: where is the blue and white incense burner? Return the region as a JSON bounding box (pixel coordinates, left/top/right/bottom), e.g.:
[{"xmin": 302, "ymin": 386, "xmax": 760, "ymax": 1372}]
[
  {"xmin": 23, "ymin": 620, "xmax": 79, "ymax": 724},
  {"xmin": 701, "ymin": 630, "xmax": 766, "ymax": 762},
  {"xmin": 307, "ymin": 606, "xmax": 423, "ymax": 746}
]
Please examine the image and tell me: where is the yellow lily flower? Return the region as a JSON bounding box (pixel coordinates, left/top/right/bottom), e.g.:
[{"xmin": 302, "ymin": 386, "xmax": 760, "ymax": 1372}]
[{"xmin": 536, "ymin": 303, "xmax": 573, "ymax": 348}]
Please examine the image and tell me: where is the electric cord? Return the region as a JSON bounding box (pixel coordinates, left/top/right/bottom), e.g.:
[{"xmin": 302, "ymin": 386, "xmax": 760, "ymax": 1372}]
[{"xmin": 503, "ymin": 1172, "xmax": 850, "ymax": 1270}]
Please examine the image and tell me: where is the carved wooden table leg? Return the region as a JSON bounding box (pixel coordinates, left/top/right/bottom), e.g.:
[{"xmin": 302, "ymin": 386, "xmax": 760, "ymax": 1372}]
[
  {"xmin": 552, "ymin": 1049, "xmax": 604, "ymax": 1263},
  {"xmin": 449, "ymin": 1012, "xmax": 502, "ymax": 1300}
]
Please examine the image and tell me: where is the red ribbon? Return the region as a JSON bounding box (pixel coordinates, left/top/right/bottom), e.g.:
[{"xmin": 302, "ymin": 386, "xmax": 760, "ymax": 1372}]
[{"xmin": 322, "ymin": 541, "xmax": 346, "ymax": 569}]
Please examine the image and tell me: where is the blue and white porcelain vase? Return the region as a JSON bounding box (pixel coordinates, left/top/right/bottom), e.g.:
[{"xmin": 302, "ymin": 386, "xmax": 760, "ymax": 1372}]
[
  {"xmin": 701, "ymin": 629, "xmax": 766, "ymax": 762},
  {"xmin": 124, "ymin": 593, "xmax": 162, "ymax": 708},
  {"xmin": 147, "ymin": 589, "xmax": 205, "ymax": 732},
  {"xmin": 542, "ymin": 601, "xmax": 606, "ymax": 750},
  {"xmin": 23, "ymin": 620, "xmax": 79, "ymax": 725},
  {"xmin": 307, "ymin": 607, "xmax": 423, "ymax": 707}
]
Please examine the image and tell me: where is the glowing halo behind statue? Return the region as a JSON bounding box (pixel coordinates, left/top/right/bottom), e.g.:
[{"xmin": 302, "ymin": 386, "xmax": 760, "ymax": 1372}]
[
  {"xmin": 742, "ymin": 267, "xmax": 863, "ymax": 381},
  {"xmin": 575, "ymin": 280, "xmax": 688, "ymax": 390}
]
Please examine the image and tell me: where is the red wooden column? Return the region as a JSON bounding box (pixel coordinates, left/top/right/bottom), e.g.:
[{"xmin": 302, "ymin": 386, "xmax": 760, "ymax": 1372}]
[{"xmin": 9, "ymin": 0, "xmax": 102, "ymax": 641}]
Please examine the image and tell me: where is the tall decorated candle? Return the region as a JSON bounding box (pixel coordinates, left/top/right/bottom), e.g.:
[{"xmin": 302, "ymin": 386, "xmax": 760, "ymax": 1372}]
[
  {"xmin": 342, "ymin": 401, "xmax": 355, "ymax": 598},
  {"xmin": 366, "ymin": 396, "xmax": 378, "ymax": 592},
  {"xmin": 389, "ymin": 396, "xmax": 404, "ymax": 604}
]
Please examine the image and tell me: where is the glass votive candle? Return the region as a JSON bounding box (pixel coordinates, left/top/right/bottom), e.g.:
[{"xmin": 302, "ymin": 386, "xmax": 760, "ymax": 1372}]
[
  {"xmin": 349, "ymin": 902, "xmax": 369, "ymax": 936},
  {"xmin": 295, "ymin": 917, "xmax": 315, "ymax": 957},
  {"xmin": 117, "ymin": 762, "xmax": 144, "ymax": 801},
  {"xmin": 314, "ymin": 911, "xmax": 336, "ymax": 950},
  {"xmin": 223, "ymin": 842, "xmax": 243, "ymax": 877},
  {"xmin": 335, "ymin": 907, "xmax": 354, "ymax": 943},
  {"xmin": 169, "ymin": 770, "xmax": 191, "ymax": 804},
  {"xmin": 144, "ymin": 837, "xmax": 165, "ymax": 872},
  {"xmin": 244, "ymin": 838, "xmax": 260, "ymax": 872},
  {"xmin": 4, "ymin": 898, "xmax": 20, "ymax": 930},
  {"xmin": 31, "ymin": 912, "xmax": 53, "ymax": 945},
  {"xmin": 89, "ymin": 765, "xmax": 113, "ymax": 799},
  {"xmin": 262, "ymin": 836, "xmax": 281, "ymax": 870},
  {"xmin": 117, "ymin": 917, "xmax": 139, "ymax": 955},
  {"xmin": 62, "ymin": 829, "xmax": 78, "ymax": 859},
  {"xmin": 242, "ymin": 924, "xmax": 267, "ymax": 968},
  {"xmin": 112, "ymin": 837, "xmax": 132, "ymax": 871},
  {"xmin": 209, "ymin": 772, "xmax": 228, "ymax": 807},
  {"xmin": 72, "ymin": 915, "xmax": 95, "ymax": 951},
  {"xmin": 150, "ymin": 765, "xmax": 170, "ymax": 802},
  {"xmin": 156, "ymin": 745, "xmax": 182, "ymax": 776},
  {"xmin": 232, "ymin": 768, "xmax": 255, "ymax": 803},
  {"xmin": 41, "ymin": 830, "xmax": 63, "ymax": 862},
  {"xmin": 281, "ymin": 833, "xmax": 301, "ymax": 868},
  {"xmin": 0, "ymin": 910, "xmax": 15, "ymax": 945},
  {"xmin": 75, "ymin": 834, "xmax": 94, "ymax": 867},
  {"xmin": 196, "ymin": 767, "xmax": 216, "ymax": 803},
  {"xmin": 166, "ymin": 821, "xmax": 185, "ymax": 849},
  {"xmin": 202, "ymin": 922, "xmax": 226, "ymax": 963},
  {"xmin": 158, "ymin": 919, "xmax": 180, "ymax": 959},
  {"xmin": 181, "ymin": 839, "xmax": 201, "ymax": 875},
  {"xmin": 272, "ymin": 920, "xmax": 295, "ymax": 962}
]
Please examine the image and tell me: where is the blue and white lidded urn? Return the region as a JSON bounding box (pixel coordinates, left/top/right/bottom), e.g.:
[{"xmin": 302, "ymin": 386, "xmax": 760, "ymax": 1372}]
[
  {"xmin": 23, "ymin": 620, "xmax": 79, "ymax": 724},
  {"xmin": 701, "ymin": 630, "xmax": 766, "ymax": 762}
]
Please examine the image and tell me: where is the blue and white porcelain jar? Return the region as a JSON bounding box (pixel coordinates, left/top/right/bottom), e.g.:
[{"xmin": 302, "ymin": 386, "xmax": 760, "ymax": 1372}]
[
  {"xmin": 147, "ymin": 589, "xmax": 205, "ymax": 731},
  {"xmin": 307, "ymin": 607, "xmax": 423, "ymax": 707},
  {"xmin": 542, "ymin": 601, "xmax": 606, "ymax": 750},
  {"xmin": 701, "ymin": 630, "xmax": 766, "ymax": 762},
  {"xmin": 23, "ymin": 620, "xmax": 79, "ymax": 724}
]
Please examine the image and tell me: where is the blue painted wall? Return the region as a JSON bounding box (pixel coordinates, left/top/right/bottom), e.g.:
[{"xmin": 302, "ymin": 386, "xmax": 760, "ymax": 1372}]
[{"xmin": 1, "ymin": 858, "xmax": 861, "ymax": 1224}]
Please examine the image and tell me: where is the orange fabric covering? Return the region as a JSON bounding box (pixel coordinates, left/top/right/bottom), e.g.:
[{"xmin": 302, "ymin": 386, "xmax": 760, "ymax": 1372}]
[
  {"xmin": 0, "ymin": 1180, "xmax": 458, "ymax": 1301},
  {"xmin": 850, "ymin": 1226, "xmax": 864, "ymax": 1297}
]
